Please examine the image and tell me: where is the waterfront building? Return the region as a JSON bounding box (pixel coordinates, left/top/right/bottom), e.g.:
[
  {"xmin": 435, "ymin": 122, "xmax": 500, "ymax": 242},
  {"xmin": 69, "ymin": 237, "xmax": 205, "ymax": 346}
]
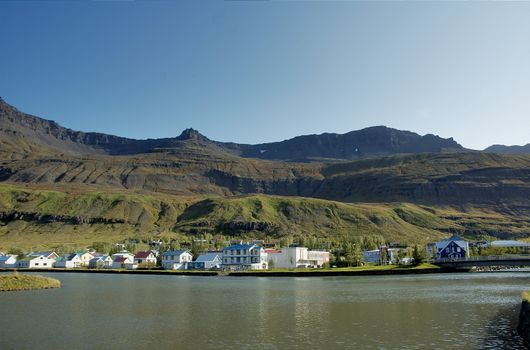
[
  {"xmin": 112, "ymin": 256, "xmax": 135, "ymax": 269},
  {"xmin": 28, "ymin": 251, "xmax": 59, "ymax": 261},
  {"xmin": 435, "ymin": 236, "xmax": 469, "ymax": 259},
  {"xmin": 89, "ymin": 255, "xmax": 113, "ymax": 269},
  {"xmin": 55, "ymin": 253, "xmax": 83, "ymax": 268},
  {"xmin": 162, "ymin": 250, "xmax": 193, "ymax": 270},
  {"xmin": 15, "ymin": 255, "xmax": 55, "ymax": 268},
  {"xmin": 111, "ymin": 252, "xmax": 135, "ymax": 261},
  {"xmin": 222, "ymin": 244, "xmax": 268, "ymax": 270},
  {"xmin": 187, "ymin": 252, "xmax": 222, "ymax": 270},
  {"xmin": 266, "ymin": 247, "xmax": 330, "ymax": 268},
  {"xmin": 0, "ymin": 255, "xmax": 17, "ymax": 268},
  {"xmin": 134, "ymin": 251, "xmax": 157, "ymax": 266}
]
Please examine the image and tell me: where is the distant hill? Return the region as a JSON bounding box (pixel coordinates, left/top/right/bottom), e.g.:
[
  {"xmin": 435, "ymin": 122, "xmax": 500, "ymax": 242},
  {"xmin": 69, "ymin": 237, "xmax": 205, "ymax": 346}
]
[
  {"xmin": 222, "ymin": 126, "xmax": 465, "ymax": 161},
  {"xmin": 484, "ymin": 144, "xmax": 530, "ymax": 155}
]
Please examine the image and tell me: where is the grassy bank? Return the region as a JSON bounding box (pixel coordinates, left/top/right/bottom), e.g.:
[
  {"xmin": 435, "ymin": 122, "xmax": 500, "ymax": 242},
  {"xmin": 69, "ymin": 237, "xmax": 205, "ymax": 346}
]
[{"xmin": 0, "ymin": 273, "xmax": 61, "ymax": 292}]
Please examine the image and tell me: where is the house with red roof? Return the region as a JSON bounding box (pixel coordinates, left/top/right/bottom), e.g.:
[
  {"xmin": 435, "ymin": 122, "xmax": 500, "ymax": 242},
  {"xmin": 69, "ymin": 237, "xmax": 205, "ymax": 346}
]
[{"xmin": 134, "ymin": 251, "xmax": 157, "ymax": 266}]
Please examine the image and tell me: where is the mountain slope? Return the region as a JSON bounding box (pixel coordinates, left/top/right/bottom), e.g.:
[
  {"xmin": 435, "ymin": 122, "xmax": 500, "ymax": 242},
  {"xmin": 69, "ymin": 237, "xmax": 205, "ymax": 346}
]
[
  {"xmin": 2, "ymin": 182, "xmax": 530, "ymax": 251},
  {"xmin": 484, "ymin": 144, "xmax": 530, "ymax": 155}
]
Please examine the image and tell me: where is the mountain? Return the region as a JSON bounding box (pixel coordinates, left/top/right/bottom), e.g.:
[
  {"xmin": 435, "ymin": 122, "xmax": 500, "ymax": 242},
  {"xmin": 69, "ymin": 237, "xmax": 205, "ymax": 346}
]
[
  {"xmin": 0, "ymin": 97, "xmax": 463, "ymax": 161},
  {"xmin": 484, "ymin": 144, "xmax": 530, "ymax": 155},
  {"xmin": 222, "ymin": 126, "xmax": 465, "ymax": 161},
  {"xmin": 1, "ymin": 97, "xmax": 530, "ymax": 250}
]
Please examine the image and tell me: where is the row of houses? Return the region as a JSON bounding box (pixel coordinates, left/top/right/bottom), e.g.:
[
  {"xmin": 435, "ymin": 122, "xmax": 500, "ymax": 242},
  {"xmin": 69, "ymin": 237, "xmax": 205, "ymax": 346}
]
[{"xmin": 0, "ymin": 244, "xmax": 330, "ymax": 271}]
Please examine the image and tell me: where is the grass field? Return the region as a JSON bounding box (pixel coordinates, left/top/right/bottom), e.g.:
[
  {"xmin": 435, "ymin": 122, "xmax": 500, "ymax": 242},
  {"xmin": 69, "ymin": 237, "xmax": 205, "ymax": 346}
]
[{"xmin": 0, "ymin": 273, "xmax": 61, "ymax": 292}]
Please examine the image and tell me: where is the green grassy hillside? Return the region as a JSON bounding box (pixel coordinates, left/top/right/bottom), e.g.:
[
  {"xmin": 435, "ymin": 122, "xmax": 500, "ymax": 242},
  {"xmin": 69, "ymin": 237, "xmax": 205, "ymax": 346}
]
[{"xmin": 1, "ymin": 183, "xmax": 529, "ymax": 251}]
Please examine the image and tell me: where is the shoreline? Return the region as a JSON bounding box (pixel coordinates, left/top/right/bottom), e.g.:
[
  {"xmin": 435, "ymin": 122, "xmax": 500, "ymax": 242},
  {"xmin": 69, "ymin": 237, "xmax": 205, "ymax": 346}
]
[{"xmin": 2, "ymin": 267, "xmax": 527, "ymax": 277}]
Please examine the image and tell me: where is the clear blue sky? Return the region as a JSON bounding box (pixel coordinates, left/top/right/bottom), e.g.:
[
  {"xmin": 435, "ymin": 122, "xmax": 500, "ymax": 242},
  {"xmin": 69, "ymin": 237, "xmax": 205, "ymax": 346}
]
[{"xmin": 1, "ymin": 1, "xmax": 529, "ymax": 150}]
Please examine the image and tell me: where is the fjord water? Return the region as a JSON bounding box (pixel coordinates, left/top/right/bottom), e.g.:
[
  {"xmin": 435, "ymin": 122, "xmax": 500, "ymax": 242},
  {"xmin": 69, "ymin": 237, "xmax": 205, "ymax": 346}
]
[{"xmin": 0, "ymin": 272, "xmax": 528, "ymax": 349}]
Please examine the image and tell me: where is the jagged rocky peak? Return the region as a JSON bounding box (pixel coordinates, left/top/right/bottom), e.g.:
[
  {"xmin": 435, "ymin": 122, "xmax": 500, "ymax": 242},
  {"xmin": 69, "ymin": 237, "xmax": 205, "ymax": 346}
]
[{"xmin": 177, "ymin": 128, "xmax": 209, "ymax": 141}]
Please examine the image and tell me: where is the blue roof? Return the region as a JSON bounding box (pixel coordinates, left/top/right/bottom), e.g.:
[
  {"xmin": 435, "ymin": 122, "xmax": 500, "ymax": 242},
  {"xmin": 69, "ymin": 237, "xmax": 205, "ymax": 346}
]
[
  {"xmin": 224, "ymin": 244, "xmax": 257, "ymax": 251},
  {"xmin": 195, "ymin": 252, "xmax": 221, "ymax": 262},
  {"xmin": 0, "ymin": 255, "xmax": 15, "ymax": 262},
  {"xmin": 162, "ymin": 250, "xmax": 189, "ymax": 256}
]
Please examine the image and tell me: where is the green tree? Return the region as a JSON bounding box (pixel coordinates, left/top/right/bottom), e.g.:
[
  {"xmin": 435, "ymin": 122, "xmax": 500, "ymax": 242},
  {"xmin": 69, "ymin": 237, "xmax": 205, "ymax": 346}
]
[{"xmin": 412, "ymin": 245, "xmax": 426, "ymax": 265}]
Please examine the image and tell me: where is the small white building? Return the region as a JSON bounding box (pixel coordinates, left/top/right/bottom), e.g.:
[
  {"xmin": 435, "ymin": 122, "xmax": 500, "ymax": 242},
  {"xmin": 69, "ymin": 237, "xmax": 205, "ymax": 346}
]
[
  {"xmin": 55, "ymin": 253, "xmax": 83, "ymax": 268},
  {"xmin": 0, "ymin": 255, "xmax": 17, "ymax": 268},
  {"xmin": 89, "ymin": 255, "xmax": 113, "ymax": 269},
  {"xmin": 16, "ymin": 255, "xmax": 55, "ymax": 269},
  {"xmin": 134, "ymin": 251, "xmax": 157, "ymax": 266},
  {"xmin": 112, "ymin": 252, "xmax": 135, "ymax": 261},
  {"xmin": 222, "ymin": 244, "xmax": 268, "ymax": 270},
  {"xmin": 162, "ymin": 250, "xmax": 193, "ymax": 270},
  {"xmin": 28, "ymin": 251, "xmax": 59, "ymax": 261},
  {"xmin": 112, "ymin": 256, "xmax": 134, "ymax": 269}
]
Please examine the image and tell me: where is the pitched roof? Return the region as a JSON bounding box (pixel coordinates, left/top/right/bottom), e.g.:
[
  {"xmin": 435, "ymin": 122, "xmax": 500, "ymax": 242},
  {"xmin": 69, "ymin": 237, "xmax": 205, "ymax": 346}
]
[
  {"xmin": 0, "ymin": 255, "xmax": 16, "ymax": 262},
  {"xmin": 224, "ymin": 244, "xmax": 257, "ymax": 250},
  {"xmin": 114, "ymin": 256, "xmax": 128, "ymax": 263},
  {"xmin": 134, "ymin": 251, "xmax": 154, "ymax": 259},
  {"xmin": 195, "ymin": 253, "xmax": 221, "ymax": 262},
  {"xmin": 162, "ymin": 250, "xmax": 190, "ymax": 257}
]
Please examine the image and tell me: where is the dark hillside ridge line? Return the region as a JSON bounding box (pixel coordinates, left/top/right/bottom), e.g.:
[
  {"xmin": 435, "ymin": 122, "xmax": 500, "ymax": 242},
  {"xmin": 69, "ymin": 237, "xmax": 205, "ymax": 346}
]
[{"xmin": 1, "ymin": 97, "xmax": 465, "ymax": 160}]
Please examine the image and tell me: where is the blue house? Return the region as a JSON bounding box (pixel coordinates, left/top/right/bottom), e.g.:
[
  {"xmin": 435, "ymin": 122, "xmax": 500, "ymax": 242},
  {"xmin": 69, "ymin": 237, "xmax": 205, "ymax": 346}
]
[
  {"xmin": 435, "ymin": 236, "xmax": 469, "ymax": 259},
  {"xmin": 187, "ymin": 252, "xmax": 222, "ymax": 270}
]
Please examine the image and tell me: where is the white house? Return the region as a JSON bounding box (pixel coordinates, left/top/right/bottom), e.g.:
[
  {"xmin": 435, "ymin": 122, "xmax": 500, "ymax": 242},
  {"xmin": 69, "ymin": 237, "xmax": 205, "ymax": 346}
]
[
  {"xmin": 266, "ymin": 247, "xmax": 330, "ymax": 269},
  {"xmin": 16, "ymin": 255, "xmax": 55, "ymax": 269},
  {"xmin": 222, "ymin": 244, "xmax": 268, "ymax": 270},
  {"xmin": 162, "ymin": 250, "xmax": 193, "ymax": 270},
  {"xmin": 134, "ymin": 251, "xmax": 157, "ymax": 266},
  {"xmin": 112, "ymin": 256, "xmax": 134, "ymax": 269},
  {"xmin": 28, "ymin": 251, "xmax": 59, "ymax": 261},
  {"xmin": 89, "ymin": 255, "xmax": 113, "ymax": 269},
  {"xmin": 0, "ymin": 255, "xmax": 17, "ymax": 268},
  {"xmin": 435, "ymin": 236, "xmax": 469, "ymax": 260},
  {"xmin": 55, "ymin": 253, "xmax": 83, "ymax": 268},
  {"xmin": 112, "ymin": 252, "xmax": 135, "ymax": 261},
  {"xmin": 187, "ymin": 252, "xmax": 222, "ymax": 270}
]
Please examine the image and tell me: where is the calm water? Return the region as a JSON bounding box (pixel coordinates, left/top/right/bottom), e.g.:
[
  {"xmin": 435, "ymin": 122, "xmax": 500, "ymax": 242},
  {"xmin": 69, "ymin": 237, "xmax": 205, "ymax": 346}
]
[{"xmin": 0, "ymin": 272, "xmax": 529, "ymax": 349}]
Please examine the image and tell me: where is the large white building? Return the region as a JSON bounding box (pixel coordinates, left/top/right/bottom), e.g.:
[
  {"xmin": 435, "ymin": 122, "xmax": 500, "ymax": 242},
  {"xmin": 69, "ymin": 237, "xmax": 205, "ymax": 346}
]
[
  {"xmin": 266, "ymin": 247, "xmax": 330, "ymax": 269},
  {"xmin": 222, "ymin": 244, "xmax": 268, "ymax": 270}
]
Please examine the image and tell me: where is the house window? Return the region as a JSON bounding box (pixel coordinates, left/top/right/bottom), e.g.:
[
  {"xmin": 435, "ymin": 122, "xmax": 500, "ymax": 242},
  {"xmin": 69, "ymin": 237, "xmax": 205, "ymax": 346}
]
[
  {"xmin": 237, "ymin": 250, "xmax": 241, "ymax": 255},
  {"xmin": 35, "ymin": 263, "xmax": 39, "ymax": 266},
  {"xmin": 43, "ymin": 263, "xmax": 47, "ymax": 266}
]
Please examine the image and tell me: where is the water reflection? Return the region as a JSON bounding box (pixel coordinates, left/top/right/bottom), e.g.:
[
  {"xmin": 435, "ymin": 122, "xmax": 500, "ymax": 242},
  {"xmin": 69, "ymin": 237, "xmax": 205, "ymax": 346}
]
[{"xmin": 0, "ymin": 272, "xmax": 527, "ymax": 349}]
